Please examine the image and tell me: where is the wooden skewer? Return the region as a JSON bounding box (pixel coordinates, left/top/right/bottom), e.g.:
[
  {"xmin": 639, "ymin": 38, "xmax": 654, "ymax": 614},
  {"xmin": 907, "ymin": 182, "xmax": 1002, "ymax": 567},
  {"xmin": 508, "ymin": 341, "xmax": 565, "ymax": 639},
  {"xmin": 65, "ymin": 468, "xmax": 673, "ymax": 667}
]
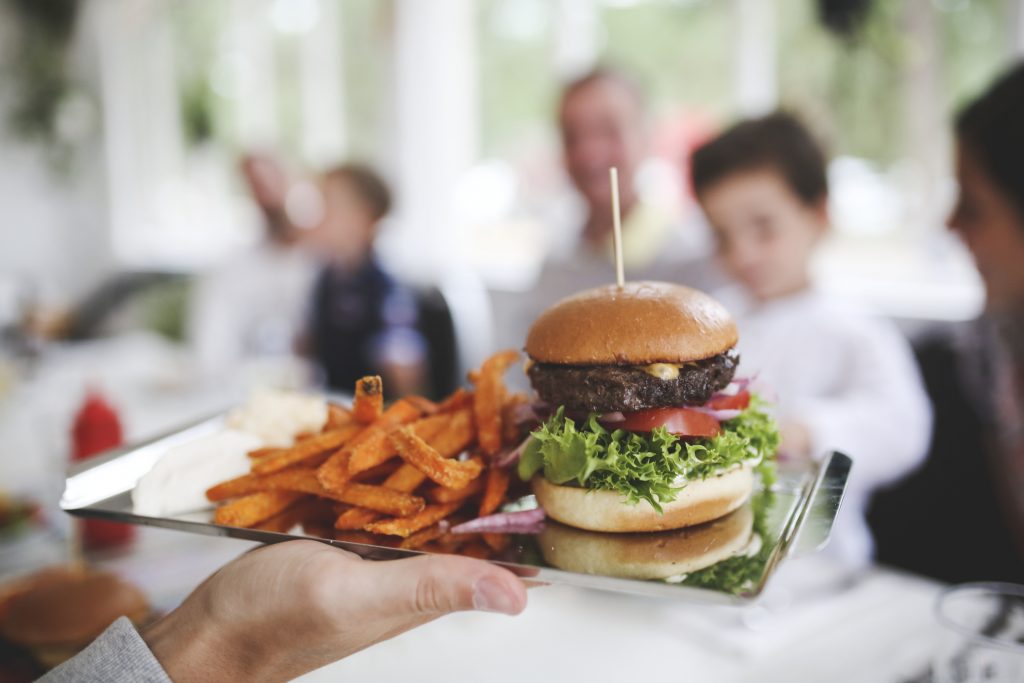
[{"xmin": 610, "ymin": 167, "xmax": 625, "ymax": 288}]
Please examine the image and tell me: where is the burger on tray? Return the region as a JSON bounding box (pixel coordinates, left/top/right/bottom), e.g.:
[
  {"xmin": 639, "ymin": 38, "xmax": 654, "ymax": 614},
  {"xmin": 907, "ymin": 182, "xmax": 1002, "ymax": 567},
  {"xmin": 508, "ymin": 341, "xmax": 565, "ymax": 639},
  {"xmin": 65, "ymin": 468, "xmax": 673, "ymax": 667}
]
[{"xmin": 518, "ymin": 281, "xmax": 779, "ymax": 533}]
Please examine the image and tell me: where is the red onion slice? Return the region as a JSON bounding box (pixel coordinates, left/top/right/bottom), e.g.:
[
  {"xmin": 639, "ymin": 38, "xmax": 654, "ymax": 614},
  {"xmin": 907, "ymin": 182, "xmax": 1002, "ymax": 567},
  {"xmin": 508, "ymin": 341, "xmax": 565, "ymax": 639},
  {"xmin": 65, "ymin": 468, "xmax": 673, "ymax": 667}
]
[
  {"xmin": 493, "ymin": 435, "xmax": 532, "ymax": 468},
  {"xmin": 692, "ymin": 407, "xmax": 742, "ymax": 421},
  {"xmin": 718, "ymin": 375, "xmax": 756, "ymax": 397},
  {"xmin": 509, "ymin": 402, "xmax": 543, "ymax": 426},
  {"xmin": 598, "ymin": 411, "xmax": 625, "ymax": 423},
  {"xmin": 450, "ymin": 508, "xmax": 546, "ymax": 535}
]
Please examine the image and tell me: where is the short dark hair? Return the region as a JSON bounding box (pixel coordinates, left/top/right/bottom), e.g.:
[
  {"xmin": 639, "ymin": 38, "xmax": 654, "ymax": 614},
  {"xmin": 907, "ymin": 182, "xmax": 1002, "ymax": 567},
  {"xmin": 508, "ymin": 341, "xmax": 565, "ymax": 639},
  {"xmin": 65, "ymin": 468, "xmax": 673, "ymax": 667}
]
[
  {"xmin": 559, "ymin": 66, "xmax": 646, "ymax": 114},
  {"xmin": 956, "ymin": 62, "xmax": 1024, "ymax": 223},
  {"xmin": 691, "ymin": 112, "xmax": 828, "ymax": 206},
  {"xmin": 323, "ymin": 163, "xmax": 392, "ymax": 221}
]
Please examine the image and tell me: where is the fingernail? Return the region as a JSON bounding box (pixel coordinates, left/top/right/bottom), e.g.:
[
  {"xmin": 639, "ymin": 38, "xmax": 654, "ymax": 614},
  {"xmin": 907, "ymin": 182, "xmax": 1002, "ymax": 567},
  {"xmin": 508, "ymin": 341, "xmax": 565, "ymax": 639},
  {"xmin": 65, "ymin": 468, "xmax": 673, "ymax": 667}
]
[{"xmin": 473, "ymin": 577, "xmax": 519, "ymax": 615}]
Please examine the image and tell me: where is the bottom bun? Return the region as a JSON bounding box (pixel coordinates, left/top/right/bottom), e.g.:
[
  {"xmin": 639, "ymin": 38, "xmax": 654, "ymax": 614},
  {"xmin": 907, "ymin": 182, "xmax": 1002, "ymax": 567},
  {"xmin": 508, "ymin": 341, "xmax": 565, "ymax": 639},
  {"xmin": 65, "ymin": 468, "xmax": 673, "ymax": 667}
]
[
  {"xmin": 532, "ymin": 464, "xmax": 753, "ymax": 533},
  {"xmin": 539, "ymin": 502, "xmax": 754, "ymax": 580}
]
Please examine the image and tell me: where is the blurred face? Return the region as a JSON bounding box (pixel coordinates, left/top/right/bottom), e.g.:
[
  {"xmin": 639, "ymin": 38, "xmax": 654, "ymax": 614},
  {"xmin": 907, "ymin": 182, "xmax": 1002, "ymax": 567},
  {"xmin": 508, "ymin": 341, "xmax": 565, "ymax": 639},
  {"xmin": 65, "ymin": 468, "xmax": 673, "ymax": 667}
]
[
  {"xmin": 699, "ymin": 168, "xmax": 827, "ymax": 302},
  {"xmin": 559, "ymin": 79, "xmax": 646, "ymax": 210},
  {"xmin": 315, "ymin": 176, "xmax": 378, "ymax": 269},
  {"xmin": 948, "ymin": 142, "xmax": 1024, "ymax": 313}
]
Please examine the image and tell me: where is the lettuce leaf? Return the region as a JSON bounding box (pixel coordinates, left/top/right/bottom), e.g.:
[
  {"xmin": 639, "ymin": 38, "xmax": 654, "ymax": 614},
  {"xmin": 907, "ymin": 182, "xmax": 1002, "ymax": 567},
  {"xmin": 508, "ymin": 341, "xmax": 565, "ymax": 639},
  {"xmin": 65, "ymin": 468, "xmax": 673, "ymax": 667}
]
[
  {"xmin": 518, "ymin": 397, "xmax": 779, "ymax": 512},
  {"xmin": 681, "ymin": 490, "xmax": 774, "ymax": 595}
]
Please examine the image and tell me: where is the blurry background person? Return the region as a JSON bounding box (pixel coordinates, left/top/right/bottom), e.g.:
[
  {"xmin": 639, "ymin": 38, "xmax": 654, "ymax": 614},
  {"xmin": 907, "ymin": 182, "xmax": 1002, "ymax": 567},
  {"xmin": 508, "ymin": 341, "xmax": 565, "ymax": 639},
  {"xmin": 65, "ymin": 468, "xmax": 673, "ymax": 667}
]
[
  {"xmin": 491, "ymin": 67, "xmax": 722, "ymax": 352},
  {"xmin": 691, "ymin": 113, "xmax": 932, "ymax": 568},
  {"xmin": 306, "ymin": 164, "xmax": 432, "ymax": 399},
  {"xmin": 870, "ymin": 63, "xmax": 1024, "ymax": 582},
  {"xmin": 187, "ymin": 152, "xmax": 321, "ymax": 386}
]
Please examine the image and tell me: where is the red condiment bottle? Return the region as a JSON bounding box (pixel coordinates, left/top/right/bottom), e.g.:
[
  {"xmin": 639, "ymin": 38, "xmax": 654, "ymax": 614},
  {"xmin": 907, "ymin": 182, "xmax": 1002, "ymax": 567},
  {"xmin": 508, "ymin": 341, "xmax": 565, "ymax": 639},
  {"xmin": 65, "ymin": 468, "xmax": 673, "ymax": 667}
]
[{"xmin": 71, "ymin": 390, "xmax": 135, "ymax": 549}]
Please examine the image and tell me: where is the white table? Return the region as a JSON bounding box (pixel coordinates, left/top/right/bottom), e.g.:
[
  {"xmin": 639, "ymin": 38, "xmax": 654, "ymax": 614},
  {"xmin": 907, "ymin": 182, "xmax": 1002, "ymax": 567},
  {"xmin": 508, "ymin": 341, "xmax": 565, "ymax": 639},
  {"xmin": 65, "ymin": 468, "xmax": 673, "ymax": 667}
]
[{"xmin": 92, "ymin": 526, "xmax": 944, "ymax": 683}]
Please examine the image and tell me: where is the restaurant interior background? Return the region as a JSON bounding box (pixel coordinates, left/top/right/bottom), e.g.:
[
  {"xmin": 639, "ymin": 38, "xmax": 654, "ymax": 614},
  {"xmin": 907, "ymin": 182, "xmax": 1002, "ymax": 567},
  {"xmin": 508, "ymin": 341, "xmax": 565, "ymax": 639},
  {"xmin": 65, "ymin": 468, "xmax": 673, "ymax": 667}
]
[{"xmin": 2, "ymin": 0, "xmax": 1024, "ymax": 680}]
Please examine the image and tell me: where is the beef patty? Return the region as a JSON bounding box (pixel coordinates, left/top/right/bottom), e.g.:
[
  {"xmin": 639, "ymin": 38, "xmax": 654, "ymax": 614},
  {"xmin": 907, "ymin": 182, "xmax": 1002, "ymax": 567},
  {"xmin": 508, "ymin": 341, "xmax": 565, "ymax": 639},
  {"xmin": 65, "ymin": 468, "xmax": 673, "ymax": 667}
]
[{"xmin": 527, "ymin": 351, "xmax": 738, "ymax": 412}]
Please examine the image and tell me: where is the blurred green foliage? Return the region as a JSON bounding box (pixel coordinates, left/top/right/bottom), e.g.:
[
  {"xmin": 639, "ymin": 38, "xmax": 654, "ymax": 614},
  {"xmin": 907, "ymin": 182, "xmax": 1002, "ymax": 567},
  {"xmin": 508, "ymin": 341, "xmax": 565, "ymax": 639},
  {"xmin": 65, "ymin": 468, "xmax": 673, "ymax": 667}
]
[{"xmin": 2, "ymin": 0, "xmax": 78, "ymax": 167}]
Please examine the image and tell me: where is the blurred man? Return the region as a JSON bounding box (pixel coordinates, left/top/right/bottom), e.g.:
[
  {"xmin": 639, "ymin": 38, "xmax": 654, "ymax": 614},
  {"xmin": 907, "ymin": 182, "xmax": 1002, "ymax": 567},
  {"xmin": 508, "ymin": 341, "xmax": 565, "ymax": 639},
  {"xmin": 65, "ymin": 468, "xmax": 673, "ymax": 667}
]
[
  {"xmin": 188, "ymin": 152, "xmax": 320, "ymax": 385},
  {"xmin": 492, "ymin": 68, "xmax": 721, "ymax": 351}
]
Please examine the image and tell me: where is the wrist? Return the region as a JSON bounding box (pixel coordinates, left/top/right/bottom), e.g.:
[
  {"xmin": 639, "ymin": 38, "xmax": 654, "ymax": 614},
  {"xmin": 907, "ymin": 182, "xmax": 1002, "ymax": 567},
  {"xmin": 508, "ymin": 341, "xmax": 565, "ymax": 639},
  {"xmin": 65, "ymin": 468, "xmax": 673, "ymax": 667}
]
[{"xmin": 142, "ymin": 604, "xmax": 269, "ymax": 682}]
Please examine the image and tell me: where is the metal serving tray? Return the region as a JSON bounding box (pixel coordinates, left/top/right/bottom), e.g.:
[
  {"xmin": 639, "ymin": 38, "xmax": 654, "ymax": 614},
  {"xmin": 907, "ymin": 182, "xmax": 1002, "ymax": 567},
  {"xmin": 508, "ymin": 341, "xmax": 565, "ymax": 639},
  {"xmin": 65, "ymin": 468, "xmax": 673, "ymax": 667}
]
[{"xmin": 62, "ymin": 416, "xmax": 851, "ymax": 605}]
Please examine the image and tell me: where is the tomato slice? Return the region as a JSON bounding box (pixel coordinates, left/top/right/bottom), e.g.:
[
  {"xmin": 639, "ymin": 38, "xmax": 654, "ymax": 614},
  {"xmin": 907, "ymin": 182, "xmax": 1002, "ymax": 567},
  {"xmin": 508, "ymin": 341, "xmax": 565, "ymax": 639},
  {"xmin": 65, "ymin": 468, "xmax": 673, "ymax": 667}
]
[
  {"xmin": 616, "ymin": 407, "xmax": 721, "ymax": 437},
  {"xmin": 706, "ymin": 390, "xmax": 751, "ymax": 411}
]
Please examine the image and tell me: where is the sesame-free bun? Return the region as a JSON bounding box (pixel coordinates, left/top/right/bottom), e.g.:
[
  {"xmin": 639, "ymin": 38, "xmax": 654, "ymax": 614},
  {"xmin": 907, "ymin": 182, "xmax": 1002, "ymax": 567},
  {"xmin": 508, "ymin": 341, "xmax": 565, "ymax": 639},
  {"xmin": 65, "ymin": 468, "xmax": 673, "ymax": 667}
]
[
  {"xmin": 0, "ymin": 567, "xmax": 149, "ymax": 667},
  {"xmin": 539, "ymin": 502, "xmax": 754, "ymax": 580},
  {"xmin": 524, "ymin": 281, "xmax": 738, "ymax": 366},
  {"xmin": 532, "ymin": 464, "xmax": 753, "ymax": 533}
]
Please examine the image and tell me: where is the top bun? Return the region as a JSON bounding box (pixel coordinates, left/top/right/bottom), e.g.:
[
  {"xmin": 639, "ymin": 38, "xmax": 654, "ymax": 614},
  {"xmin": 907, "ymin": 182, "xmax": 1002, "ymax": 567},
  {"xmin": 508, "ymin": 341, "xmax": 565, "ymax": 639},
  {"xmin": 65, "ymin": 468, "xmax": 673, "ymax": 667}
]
[
  {"xmin": 0, "ymin": 568, "xmax": 149, "ymax": 648},
  {"xmin": 525, "ymin": 281, "xmax": 737, "ymax": 365}
]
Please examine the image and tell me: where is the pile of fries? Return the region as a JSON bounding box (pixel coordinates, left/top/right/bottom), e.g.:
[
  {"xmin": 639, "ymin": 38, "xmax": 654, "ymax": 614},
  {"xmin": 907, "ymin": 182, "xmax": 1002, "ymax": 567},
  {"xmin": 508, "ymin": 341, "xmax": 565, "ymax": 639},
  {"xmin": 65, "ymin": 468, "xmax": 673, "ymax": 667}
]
[{"xmin": 207, "ymin": 350, "xmax": 526, "ymax": 556}]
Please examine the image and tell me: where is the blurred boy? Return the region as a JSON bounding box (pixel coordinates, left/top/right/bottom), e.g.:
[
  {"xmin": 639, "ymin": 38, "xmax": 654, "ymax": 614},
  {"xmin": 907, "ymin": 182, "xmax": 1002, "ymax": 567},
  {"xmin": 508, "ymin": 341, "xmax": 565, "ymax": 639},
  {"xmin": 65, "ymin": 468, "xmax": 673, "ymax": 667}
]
[
  {"xmin": 307, "ymin": 164, "xmax": 427, "ymax": 398},
  {"xmin": 690, "ymin": 113, "xmax": 932, "ymax": 567}
]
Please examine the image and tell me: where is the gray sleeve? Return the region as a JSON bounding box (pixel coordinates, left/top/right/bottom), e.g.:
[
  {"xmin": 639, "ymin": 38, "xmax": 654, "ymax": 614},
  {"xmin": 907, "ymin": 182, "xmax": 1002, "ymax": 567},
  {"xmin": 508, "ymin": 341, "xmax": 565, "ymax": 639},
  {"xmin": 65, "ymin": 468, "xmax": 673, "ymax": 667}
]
[{"xmin": 39, "ymin": 616, "xmax": 172, "ymax": 683}]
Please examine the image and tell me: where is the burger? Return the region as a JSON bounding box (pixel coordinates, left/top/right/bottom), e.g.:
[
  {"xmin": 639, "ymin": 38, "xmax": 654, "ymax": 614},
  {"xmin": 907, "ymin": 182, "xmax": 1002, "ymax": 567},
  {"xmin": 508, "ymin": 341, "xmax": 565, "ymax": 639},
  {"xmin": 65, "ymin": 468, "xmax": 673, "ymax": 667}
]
[
  {"xmin": 0, "ymin": 566, "xmax": 150, "ymax": 669},
  {"xmin": 518, "ymin": 281, "xmax": 778, "ymax": 533},
  {"xmin": 539, "ymin": 502, "xmax": 755, "ymax": 581}
]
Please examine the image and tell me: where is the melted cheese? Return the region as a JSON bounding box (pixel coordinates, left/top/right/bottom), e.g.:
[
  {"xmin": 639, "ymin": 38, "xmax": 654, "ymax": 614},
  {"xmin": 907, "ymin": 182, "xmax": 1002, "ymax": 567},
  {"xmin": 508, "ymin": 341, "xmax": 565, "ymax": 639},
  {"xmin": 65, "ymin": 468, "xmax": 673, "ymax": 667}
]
[{"xmin": 642, "ymin": 363, "xmax": 680, "ymax": 380}]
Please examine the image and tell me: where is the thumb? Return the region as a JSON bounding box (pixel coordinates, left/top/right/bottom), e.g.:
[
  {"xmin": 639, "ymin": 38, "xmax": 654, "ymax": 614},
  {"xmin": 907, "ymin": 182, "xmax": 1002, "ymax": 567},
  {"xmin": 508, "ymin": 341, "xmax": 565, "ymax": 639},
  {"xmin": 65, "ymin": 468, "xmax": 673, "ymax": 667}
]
[{"xmin": 373, "ymin": 554, "xmax": 527, "ymax": 618}]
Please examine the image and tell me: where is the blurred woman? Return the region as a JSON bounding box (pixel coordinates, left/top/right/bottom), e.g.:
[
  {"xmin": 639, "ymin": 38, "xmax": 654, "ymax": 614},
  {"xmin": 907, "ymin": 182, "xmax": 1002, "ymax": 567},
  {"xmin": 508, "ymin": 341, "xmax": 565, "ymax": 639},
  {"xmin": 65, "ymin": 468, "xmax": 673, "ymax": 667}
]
[
  {"xmin": 945, "ymin": 63, "xmax": 1024, "ymax": 568},
  {"xmin": 870, "ymin": 63, "xmax": 1024, "ymax": 581}
]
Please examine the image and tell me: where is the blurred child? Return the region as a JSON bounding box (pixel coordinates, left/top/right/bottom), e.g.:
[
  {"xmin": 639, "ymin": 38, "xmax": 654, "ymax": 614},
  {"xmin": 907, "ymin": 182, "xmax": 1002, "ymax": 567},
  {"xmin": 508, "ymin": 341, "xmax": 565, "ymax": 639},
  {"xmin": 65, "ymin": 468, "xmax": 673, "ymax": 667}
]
[
  {"xmin": 307, "ymin": 164, "xmax": 428, "ymax": 398},
  {"xmin": 690, "ymin": 113, "xmax": 932, "ymax": 567}
]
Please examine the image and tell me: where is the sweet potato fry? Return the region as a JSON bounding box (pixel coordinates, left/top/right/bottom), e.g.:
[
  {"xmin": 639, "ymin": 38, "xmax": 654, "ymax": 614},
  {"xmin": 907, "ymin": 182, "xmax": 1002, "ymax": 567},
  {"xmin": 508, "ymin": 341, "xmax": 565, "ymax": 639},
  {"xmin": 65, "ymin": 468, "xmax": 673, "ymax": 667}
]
[
  {"xmin": 326, "ymin": 403, "xmax": 354, "ymax": 430},
  {"xmin": 214, "ymin": 491, "xmax": 305, "ymax": 528},
  {"xmin": 255, "ymin": 498, "xmax": 333, "ymax": 533},
  {"xmin": 406, "ymin": 395, "xmax": 440, "ymax": 415},
  {"xmin": 206, "ymin": 472, "xmax": 264, "ymax": 502},
  {"xmin": 427, "ymin": 409, "xmax": 475, "ymax": 458},
  {"xmin": 347, "ymin": 411, "xmax": 450, "ymax": 476},
  {"xmin": 479, "ymin": 466, "xmax": 510, "ymax": 517},
  {"xmin": 344, "ymin": 430, "xmax": 393, "ymax": 476},
  {"xmin": 398, "ymin": 524, "xmax": 447, "ymax": 550},
  {"xmin": 252, "ymin": 425, "xmax": 361, "ymax": 475},
  {"xmin": 247, "ymin": 447, "xmax": 281, "ymax": 460},
  {"xmin": 260, "ymin": 468, "xmax": 328, "ymax": 496},
  {"xmin": 382, "ymin": 464, "xmax": 428, "ymax": 493},
  {"xmin": 334, "ymin": 507, "xmax": 379, "ymax": 530},
  {"xmin": 336, "ymin": 483, "xmax": 424, "ymax": 516},
  {"xmin": 473, "ymin": 349, "xmax": 521, "ymax": 455},
  {"xmin": 351, "ymin": 459, "xmax": 400, "ymax": 483},
  {"xmin": 364, "ymin": 502, "xmax": 460, "ymax": 538},
  {"xmin": 427, "ymin": 478, "xmax": 484, "ymax": 504},
  {"xmin": 438, "ymin": 387, "xmax": 474, "ymax": 413},
  {"xmin": 318, "ymin": 399, "xmax": 421, "ymax": 492},
  {"xmin": 353, "ymin": 376, "xmax": 384, "ymax": 423},
  {"xmin": 389, "ymin": 427, "xmax": 483, "ymax": 489}
]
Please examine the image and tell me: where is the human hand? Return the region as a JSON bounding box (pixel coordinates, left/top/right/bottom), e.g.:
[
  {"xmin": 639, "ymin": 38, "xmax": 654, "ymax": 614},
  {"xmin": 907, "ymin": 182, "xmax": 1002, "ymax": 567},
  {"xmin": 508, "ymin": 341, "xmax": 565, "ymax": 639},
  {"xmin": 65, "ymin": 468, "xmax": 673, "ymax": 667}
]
[
  {"xmin": 240, "ymin": 153, "xmax": 289, "ymax": 212},
  {"xmin": 142, "ymin": 540, "xmax": 527, "ymax": 682}
]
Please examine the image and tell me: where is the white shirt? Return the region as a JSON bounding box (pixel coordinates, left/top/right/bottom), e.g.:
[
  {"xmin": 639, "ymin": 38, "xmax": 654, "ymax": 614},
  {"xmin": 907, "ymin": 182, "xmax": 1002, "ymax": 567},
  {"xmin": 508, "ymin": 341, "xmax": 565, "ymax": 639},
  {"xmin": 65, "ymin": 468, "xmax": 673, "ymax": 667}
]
[
  {"xmin": 717, "ymin": 286, "xmax": 933, "ymax": 567},
  {"xmin": 188, "ymin": 243, "xmax": 318, "ymax": 380}
]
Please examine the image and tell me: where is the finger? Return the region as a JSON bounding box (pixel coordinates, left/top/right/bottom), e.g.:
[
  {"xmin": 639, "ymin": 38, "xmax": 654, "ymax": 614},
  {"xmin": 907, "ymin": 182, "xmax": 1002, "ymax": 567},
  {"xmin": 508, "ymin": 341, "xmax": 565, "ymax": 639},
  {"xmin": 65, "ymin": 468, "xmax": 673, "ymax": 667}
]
[{"xmin": 370, "ymin": 554, "xmax": 527, "ymax": 618}]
